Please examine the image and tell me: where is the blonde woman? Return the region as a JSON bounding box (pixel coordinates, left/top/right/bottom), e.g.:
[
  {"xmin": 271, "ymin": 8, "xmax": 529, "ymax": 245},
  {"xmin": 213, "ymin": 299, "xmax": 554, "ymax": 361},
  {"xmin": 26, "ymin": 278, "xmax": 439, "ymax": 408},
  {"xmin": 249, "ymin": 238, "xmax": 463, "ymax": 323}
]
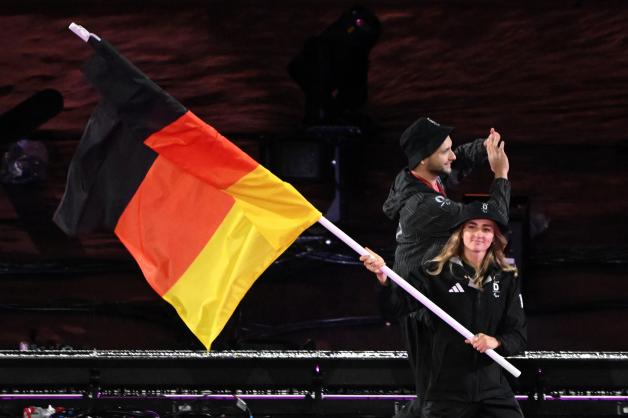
[{"xmin": 362, "ymin": 202, "xmax": 526, "ymax": 418}]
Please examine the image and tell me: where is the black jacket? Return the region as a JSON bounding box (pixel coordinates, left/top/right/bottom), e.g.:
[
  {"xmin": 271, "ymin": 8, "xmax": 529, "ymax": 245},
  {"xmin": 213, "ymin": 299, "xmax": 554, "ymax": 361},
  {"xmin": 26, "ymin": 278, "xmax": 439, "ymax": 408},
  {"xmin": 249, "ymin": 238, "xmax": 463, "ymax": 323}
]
[{"xmin": 382, "ymin": 257, "xmax": 527, "ymax": 402}]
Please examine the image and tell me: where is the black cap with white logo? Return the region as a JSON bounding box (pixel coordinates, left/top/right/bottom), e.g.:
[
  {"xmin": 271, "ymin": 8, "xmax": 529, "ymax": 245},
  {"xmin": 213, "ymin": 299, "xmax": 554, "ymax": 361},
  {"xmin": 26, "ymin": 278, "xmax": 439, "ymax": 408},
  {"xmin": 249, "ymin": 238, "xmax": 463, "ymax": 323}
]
[
  {"xmin": 400, "ymin": 116, "xmax": 454, "ymax": 169},
  {"xmin": 453, "ymin": 201, "xmax": 508, "ymax": 231}
]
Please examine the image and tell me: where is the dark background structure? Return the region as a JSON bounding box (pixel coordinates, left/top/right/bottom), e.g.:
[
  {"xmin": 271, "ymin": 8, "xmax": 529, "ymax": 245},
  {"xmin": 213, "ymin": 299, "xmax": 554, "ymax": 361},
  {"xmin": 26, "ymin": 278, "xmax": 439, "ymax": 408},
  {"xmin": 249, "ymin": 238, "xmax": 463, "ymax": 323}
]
[{"xmin": 1, "ymin": 0, "xmax": 628, "ymax": 352}]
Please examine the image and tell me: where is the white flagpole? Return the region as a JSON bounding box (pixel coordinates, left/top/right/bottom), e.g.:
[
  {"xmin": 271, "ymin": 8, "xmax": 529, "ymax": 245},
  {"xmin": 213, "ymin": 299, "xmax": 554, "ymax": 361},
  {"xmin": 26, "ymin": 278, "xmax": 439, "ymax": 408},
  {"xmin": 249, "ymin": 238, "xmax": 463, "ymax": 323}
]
[{"xmin": 317, "ymin": 216, "xmax": 521, "ymax": 378}]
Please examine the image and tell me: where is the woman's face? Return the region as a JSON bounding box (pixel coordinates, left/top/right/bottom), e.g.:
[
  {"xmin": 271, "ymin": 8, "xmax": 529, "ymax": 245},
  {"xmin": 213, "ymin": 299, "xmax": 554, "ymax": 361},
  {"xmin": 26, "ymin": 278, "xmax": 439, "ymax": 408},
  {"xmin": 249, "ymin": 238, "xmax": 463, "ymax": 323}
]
[{"xmin": 462, "ymin": 219, "xmax": 495, "ymax": 255}]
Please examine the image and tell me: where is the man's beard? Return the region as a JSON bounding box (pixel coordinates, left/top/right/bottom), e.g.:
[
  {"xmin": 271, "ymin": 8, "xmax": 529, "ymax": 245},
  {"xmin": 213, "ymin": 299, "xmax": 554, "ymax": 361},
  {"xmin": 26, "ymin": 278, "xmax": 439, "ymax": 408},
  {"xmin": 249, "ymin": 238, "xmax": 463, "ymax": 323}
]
[{"xmin": 426, "ymin": 161, "xmax": 451, "ymax": 176}]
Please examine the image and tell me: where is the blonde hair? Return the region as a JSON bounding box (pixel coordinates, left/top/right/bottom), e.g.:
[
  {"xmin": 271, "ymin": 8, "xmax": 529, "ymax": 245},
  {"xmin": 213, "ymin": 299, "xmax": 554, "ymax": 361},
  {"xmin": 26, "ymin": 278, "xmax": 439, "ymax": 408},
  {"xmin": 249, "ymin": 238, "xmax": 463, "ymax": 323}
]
[{"xmin": 427, "ymin": 221, "xmax": 517, "ymax": 286}]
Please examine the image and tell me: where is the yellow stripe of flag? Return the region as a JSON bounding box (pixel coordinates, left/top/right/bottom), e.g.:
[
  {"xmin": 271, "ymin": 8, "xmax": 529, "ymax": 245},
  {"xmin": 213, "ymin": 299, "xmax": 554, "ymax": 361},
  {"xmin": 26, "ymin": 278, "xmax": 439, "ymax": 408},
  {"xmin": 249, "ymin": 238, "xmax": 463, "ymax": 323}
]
[{"xmin": 163, "ymin": 165, "xmax": 321, "ymax": 348}]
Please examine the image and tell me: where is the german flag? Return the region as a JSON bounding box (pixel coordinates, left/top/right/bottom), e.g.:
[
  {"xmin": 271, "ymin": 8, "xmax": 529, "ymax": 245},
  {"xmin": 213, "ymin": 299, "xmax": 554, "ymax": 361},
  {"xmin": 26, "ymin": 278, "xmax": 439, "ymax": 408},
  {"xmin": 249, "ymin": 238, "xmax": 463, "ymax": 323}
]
[{"xmin": 54, "ymin": 38, "xmax": 321, "ymax": 349}]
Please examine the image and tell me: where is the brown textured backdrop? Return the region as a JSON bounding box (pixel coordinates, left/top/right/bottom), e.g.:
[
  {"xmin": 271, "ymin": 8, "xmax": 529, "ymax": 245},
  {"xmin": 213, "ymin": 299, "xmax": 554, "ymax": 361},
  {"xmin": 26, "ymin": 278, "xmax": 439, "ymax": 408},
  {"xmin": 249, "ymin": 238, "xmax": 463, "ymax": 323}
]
[{"xmin": 0, "ymin": 0, "xmax": 627, "ymax": 351}]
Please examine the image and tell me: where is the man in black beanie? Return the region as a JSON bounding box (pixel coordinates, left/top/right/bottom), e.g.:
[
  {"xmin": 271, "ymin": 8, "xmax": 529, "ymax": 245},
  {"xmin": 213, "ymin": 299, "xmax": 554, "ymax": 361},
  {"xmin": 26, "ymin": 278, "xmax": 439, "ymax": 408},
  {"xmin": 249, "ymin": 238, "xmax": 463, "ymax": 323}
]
[{"xmin": 380, "ymin": 116, "xmax": 511, "ymax": 418}]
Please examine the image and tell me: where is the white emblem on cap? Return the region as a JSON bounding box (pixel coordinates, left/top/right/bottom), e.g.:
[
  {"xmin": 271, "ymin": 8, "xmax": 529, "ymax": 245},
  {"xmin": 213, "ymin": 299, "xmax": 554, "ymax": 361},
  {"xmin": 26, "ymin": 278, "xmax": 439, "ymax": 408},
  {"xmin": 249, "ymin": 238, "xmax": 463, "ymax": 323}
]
[
  {"xmin": 426, "ymin": 117, "xmax": 440, "ymax": 126},
  {"xmin": 482, "ymin": 203, "xmax": 488, "ymax": 213}
]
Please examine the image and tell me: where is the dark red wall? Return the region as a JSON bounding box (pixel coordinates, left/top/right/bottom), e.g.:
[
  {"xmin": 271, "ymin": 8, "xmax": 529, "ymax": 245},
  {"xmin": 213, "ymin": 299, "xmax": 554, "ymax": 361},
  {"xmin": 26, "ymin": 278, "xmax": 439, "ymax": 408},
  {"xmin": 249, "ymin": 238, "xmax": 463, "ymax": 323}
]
[{"xmin": 1, "ymin": 0, "xmax": 627, "ymax": 351}]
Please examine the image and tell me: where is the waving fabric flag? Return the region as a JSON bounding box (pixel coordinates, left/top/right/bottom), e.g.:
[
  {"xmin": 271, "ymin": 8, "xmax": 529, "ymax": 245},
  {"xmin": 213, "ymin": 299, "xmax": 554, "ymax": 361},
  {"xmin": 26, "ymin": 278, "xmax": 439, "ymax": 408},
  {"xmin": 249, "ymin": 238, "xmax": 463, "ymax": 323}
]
[{"xmin": 53, "ymin": 38, "xmax": 321, "ymax": 349}]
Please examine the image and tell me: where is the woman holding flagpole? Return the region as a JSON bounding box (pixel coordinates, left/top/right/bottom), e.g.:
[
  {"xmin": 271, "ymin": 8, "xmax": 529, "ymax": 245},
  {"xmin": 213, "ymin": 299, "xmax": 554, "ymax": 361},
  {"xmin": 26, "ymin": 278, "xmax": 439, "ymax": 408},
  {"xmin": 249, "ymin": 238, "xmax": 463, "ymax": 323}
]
[{"xmin": 362, "ymin": 201, "xmax": 527, "ymax": 418}]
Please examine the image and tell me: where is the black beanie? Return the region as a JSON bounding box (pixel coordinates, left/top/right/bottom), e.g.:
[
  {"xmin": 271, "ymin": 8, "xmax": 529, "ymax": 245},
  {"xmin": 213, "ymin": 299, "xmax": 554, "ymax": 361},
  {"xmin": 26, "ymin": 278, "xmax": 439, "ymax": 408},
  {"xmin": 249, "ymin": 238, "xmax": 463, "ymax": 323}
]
[{"xmin": 400, "ymin": 117, "xmax": 454, "ymax": 169}]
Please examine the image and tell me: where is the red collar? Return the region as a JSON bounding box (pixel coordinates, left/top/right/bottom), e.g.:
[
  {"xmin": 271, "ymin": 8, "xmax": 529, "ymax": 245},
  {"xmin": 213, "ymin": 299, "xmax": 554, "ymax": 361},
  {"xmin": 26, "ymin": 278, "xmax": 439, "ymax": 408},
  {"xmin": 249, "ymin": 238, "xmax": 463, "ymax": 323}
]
[{"xmin": 410, "ymin": 171, "xmax": 446, "ymax": 195}]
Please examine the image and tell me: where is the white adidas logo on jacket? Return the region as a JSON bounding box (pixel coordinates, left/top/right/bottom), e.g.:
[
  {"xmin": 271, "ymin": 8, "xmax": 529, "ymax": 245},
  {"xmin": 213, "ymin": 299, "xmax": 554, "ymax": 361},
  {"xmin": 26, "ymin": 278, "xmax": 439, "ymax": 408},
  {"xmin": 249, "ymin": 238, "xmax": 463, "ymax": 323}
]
[{"xmin": 448, "ymin": 282, "xmax": 465, "ymax": 293}]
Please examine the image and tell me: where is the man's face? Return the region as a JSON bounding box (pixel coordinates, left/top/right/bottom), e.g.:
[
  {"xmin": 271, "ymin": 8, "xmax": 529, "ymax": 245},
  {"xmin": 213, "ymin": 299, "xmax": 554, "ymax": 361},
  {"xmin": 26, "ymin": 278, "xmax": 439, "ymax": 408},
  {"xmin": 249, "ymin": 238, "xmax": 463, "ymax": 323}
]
[{"xmin": 423, "ymin": 136, "xmax": 456, "ymax": 175}]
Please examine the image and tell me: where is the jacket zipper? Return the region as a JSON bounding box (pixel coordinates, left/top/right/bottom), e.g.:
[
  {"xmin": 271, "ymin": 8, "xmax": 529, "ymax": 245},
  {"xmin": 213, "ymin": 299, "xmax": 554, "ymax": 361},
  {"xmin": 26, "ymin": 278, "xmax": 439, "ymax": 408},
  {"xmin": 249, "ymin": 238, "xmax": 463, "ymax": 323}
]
[{"xmin": 473, "ymin": 286, "xmax": 482, "ymax": 401}]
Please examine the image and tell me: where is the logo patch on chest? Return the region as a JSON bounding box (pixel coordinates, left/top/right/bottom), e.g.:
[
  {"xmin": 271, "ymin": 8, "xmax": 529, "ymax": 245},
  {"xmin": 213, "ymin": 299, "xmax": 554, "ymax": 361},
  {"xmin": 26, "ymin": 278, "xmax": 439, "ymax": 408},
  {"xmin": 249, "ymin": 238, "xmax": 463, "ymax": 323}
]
[
  {"xmin": 434, "ymin": 195, "xmax": 451, "ymax": 207},
  {"xmin": 448, "ymin": 283, "xmax": 465, "ymax": 293},
  {"xmin": 492, "ymin": 281, "xmax": 501, "ymax": 298}
]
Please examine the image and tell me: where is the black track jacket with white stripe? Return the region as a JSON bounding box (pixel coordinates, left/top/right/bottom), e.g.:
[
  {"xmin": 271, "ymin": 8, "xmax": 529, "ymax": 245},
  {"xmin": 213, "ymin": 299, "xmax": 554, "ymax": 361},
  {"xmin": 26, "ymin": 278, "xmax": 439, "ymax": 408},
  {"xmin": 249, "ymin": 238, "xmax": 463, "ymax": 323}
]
[{"xmin": 381, "ymin": 257, "xmax": 527, "ymax": 402}]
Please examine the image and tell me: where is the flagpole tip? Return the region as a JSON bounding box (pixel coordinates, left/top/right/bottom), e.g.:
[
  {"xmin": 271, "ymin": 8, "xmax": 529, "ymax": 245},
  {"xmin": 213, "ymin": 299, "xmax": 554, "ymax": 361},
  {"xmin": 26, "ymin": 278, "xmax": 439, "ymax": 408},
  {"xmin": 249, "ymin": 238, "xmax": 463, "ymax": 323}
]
[{"xmin": 68, "ymin": 22, "xmax": 101, "ymax": 42}]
